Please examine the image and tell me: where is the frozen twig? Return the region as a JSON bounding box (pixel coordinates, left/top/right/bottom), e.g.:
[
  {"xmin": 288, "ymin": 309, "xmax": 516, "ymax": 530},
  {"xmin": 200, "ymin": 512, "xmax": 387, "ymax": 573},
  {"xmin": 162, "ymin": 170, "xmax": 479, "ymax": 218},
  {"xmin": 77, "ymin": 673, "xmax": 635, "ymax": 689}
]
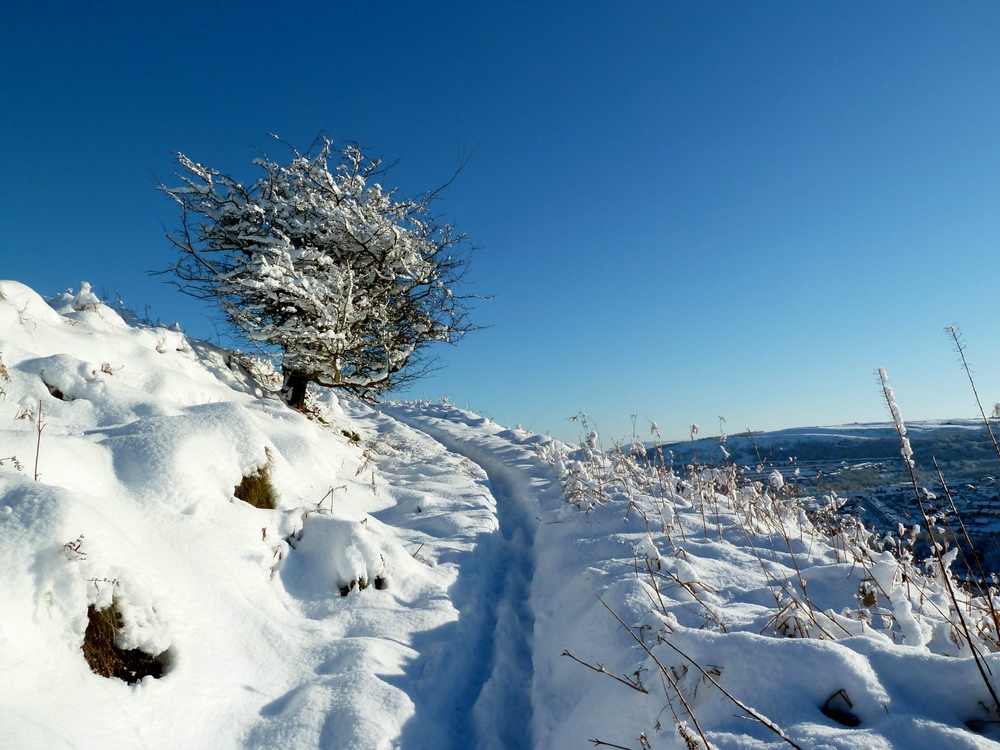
[
  {"xmin": 33, "ymin": 399, "xmax": 43, "ymax": 482},
  {"xmin": 945, "ymin": 326, "xmax": 1000, "ymax": 464},
  {"xmin": 562, "ymin": 650, "xmax": 648, "ymax": 694},
  {"xmin": 598, "ymin": 596, "xmax": 803, "ymax": 750}
]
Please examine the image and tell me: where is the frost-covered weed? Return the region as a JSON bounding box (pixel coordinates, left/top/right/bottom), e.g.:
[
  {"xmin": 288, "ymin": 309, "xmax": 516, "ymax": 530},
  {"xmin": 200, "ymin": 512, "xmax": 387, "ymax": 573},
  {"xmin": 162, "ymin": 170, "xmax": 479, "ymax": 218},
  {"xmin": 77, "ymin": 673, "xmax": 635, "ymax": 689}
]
[
  {"xmin": 538, "ymin": 414, "xmax": 681, "ymax": 521},
  {"xmin": 878, "ymin": 367, "xmax": 1000, "ymax": 711},
  {"xmin": 355, "ymin": 432, "xmax": 387, "ymax": 496},
  {"xmin": 226, "ymin": 351, "xmax": 282, "ymax": 392}
]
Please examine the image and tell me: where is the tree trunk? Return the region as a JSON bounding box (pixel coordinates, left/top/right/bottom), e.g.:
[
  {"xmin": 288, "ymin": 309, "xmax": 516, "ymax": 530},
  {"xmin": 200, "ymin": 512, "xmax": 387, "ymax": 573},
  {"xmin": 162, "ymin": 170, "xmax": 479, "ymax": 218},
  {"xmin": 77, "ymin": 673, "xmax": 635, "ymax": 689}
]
[{"xmin": 282, "ymin": 371, "xmax": 310, "ymax": 411}]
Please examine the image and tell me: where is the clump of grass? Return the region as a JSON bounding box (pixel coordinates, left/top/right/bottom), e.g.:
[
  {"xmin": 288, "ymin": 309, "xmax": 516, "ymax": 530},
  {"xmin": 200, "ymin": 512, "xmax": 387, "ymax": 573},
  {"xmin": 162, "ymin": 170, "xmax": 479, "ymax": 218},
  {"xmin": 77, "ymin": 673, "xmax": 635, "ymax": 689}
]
[
  {"xmin": 234, "ymin": 449, "xmax": 277, "ymax": 509},
  {"xmin": 82, "ymin": 601, "xmax": 164, "ymax": 683}
]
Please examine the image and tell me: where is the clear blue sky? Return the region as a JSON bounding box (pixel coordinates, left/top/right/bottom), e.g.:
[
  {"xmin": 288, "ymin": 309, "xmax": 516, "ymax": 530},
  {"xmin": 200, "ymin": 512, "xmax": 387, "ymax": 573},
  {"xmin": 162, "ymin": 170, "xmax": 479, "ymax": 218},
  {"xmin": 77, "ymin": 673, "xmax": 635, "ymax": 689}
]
[{"xmin": 3, "ymin": 2, "xmax": 999, "ymax": 443}]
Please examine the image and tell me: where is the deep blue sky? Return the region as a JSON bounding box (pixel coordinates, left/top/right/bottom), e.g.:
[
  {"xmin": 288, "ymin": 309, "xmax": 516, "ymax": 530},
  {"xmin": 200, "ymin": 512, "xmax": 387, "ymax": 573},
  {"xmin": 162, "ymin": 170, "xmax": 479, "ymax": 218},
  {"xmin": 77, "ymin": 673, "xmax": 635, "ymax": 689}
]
[{"xmin": 3, "ymin": 2, "xmax": 999, "ymax": 443}]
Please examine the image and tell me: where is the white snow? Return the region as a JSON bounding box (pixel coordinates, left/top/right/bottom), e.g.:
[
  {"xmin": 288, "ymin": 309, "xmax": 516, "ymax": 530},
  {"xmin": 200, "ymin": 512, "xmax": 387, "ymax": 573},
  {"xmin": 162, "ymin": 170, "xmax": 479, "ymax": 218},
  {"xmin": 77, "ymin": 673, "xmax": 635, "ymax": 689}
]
[{"xmin": 1, "ymin": 280, "xmax": 999, "ymax": 749}]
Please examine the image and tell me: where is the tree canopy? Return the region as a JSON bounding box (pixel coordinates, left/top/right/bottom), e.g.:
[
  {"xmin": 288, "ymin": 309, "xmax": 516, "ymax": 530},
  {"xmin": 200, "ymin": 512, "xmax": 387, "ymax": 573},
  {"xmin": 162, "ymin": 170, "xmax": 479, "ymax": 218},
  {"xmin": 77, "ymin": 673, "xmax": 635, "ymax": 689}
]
[{"xmin": 160, "ymin": 138, "xmax": 475, "ymax": 407}]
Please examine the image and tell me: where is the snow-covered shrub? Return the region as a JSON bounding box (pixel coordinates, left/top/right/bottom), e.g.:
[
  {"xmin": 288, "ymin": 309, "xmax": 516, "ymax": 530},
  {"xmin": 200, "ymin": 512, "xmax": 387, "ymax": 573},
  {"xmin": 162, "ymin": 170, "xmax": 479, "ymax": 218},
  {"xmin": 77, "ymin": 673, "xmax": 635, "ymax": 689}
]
[
  {"xmin": 22, "ymin": 353, "xmax": 105, "ymax": 402},
  {"xmin": 537, "ymin": 414, "xmax": 678, "ymax": 515},
  {"xmin": 233, "ymin": 449, "xmax": 277, "ymax": 510},
  {"xmin": 280, "ymin": 515, "xmax": 388, "ymax": 598},
  {"xmin": 70, "ymin": 282, "xmax": 102, "ymax": 312},
  {"xmin": 159, "ymin": 137, "xmax": 476, "ymax": 409},
  {"xmin": 82, "ymin": 599, "xmax": 165, "ymax": 684}
]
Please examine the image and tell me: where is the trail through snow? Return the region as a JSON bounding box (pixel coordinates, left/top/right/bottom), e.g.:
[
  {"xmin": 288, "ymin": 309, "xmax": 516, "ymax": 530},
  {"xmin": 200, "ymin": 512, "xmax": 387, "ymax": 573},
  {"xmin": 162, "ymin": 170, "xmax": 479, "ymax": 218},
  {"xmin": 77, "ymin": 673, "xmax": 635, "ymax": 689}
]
[{"xmin": 381, "ymin": 404, "xmax": 562, "ymax": 750}]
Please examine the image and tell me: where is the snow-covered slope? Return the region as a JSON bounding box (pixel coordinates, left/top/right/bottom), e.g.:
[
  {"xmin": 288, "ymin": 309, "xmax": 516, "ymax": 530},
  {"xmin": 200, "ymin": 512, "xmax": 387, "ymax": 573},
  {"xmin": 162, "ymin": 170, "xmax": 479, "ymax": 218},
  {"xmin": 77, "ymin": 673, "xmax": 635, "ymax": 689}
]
[
  {"xmin": 0, "ymin": 281, "xmax": 504, "ymax": 749},
  {"xmin": 1, "ymin": 281, "xmax": 999, "ymax": 749}
]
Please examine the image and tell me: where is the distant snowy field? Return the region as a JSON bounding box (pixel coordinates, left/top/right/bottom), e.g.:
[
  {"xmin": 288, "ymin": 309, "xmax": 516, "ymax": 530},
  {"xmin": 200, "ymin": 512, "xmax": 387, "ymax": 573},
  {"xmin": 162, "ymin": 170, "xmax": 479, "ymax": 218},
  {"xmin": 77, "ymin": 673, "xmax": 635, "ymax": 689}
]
[{"xmin": 1, "ymin": 280, "xmax": 999, "ymax": 749}]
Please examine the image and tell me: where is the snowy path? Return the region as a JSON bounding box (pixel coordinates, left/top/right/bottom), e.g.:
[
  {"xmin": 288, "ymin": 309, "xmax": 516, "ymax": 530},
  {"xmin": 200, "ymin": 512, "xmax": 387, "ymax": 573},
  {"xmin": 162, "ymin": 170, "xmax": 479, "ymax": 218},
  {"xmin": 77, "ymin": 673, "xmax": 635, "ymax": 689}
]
[
  {"xmin": 381, "ymin": 404, "xmax": 565, "ymax": 750},
  {"xmin": 247, "ymin": 400, "xmax": 511, "ymax": 750}
]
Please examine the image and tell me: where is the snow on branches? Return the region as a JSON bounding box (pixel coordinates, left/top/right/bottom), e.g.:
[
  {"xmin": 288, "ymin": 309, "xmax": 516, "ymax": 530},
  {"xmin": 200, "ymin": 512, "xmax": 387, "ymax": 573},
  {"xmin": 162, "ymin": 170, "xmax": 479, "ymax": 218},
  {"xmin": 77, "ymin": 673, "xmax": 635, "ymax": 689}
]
[{"xmin": 159, "ymin": 137, "xmax": 474, "ymax": 407}]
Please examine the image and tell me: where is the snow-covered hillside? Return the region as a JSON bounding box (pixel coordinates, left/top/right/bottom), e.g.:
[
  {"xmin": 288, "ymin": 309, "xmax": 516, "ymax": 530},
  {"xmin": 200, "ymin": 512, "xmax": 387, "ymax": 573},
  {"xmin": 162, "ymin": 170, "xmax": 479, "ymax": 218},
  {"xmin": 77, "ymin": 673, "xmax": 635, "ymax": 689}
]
[{"xmin": 1, "ymin": 281, "xmax": 999, "ymax": 750}]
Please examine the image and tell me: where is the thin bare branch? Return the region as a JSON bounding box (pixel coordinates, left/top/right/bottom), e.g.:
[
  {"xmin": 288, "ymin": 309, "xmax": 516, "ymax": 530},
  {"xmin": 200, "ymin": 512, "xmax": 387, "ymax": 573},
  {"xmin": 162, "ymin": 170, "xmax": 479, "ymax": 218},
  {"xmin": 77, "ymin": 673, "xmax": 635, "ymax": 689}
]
[{"xmin": 562, "ymin": 650, "xmax": 648, "ymax": 694}]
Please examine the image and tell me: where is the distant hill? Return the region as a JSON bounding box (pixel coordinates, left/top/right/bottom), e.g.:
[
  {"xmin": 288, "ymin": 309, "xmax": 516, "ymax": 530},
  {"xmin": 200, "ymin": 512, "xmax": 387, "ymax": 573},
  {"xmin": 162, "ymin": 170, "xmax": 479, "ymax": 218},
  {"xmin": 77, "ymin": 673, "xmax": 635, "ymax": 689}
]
[{"xmin": 655, "ymin": 419, "xmax": 1000, "ymax": 494}]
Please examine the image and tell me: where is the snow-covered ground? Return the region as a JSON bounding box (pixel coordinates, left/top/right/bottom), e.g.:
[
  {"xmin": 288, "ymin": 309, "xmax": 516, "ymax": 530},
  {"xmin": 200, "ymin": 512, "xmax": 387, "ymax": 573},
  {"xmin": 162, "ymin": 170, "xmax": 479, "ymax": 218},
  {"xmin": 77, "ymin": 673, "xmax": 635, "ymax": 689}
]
[{"xmin": 2, "ymin": 280, "xmax": 1000, "ymax": 749}]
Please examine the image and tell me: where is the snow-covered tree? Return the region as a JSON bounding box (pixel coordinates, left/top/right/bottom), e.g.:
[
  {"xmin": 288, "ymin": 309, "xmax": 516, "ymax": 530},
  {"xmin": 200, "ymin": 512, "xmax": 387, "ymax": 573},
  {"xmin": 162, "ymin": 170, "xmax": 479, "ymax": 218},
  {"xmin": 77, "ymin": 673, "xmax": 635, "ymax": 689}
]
[{"xmin": 159, "ymin": 138, "xmax": 474, "ymax": 408}]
